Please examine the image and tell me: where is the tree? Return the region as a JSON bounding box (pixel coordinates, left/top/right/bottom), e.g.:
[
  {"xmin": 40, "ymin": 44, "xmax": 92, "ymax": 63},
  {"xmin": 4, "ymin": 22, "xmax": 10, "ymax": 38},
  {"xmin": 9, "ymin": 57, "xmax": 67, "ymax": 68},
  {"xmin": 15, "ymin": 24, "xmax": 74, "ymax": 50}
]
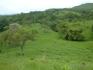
[
  {"xmin": 0, "ymin": 17, "xmax": 9, "ymax": 32},
  {"xmin": 0, "ymin": 23, "xmax": 37, "ymax": 54}
]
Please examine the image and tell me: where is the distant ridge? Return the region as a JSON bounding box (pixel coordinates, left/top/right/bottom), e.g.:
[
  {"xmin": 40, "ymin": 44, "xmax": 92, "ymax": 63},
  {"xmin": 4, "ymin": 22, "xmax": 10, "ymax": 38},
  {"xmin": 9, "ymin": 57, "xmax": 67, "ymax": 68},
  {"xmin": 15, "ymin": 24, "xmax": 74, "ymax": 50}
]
[{"xmin": 71, "ymin": 3, "xmax": 93, "ymax": 11}]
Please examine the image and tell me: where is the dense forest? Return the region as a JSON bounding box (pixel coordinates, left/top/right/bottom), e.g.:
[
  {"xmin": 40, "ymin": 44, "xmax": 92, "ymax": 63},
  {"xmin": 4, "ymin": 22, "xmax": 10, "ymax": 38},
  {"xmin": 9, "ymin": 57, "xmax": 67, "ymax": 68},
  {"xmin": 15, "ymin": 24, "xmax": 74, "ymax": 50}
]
[{"xmin": 0, "ymin": 3, "xmax": 93, "ymax": 70}]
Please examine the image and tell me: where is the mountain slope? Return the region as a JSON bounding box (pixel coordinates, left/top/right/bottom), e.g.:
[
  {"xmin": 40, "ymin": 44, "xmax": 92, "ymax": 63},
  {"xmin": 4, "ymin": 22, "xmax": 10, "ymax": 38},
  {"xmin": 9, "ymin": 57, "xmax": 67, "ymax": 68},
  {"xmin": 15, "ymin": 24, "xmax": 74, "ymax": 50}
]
[{"xmin": 72, "ymin": 3, "xmax": 93, "ymax": 11}]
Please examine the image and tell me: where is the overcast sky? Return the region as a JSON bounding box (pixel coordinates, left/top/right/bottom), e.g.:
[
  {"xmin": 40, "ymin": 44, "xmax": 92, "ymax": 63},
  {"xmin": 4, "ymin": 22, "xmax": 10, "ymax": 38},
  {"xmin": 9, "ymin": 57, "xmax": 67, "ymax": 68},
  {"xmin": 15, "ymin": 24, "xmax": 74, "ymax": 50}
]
[{"xmin": 0, "ymin": 0, "xmax": 93, "ymax": 15}]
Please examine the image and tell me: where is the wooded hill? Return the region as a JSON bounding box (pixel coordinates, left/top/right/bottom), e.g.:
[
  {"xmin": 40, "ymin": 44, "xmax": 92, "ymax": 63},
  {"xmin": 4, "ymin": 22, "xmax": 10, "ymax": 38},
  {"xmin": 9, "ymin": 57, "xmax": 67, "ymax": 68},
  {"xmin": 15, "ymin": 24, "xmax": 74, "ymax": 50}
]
[{"xmin": 0, "ymin": 3, "xmax": 93, "ymax": 33}]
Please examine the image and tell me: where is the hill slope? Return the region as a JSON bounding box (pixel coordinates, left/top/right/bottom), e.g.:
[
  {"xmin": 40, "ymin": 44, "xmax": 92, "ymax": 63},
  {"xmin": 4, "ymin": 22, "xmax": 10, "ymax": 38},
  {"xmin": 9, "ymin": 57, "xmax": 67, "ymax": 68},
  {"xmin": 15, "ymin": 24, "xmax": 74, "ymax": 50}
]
[{"xmin": 72, "ymin": 3, "xmax": 93, "ymax": 11}]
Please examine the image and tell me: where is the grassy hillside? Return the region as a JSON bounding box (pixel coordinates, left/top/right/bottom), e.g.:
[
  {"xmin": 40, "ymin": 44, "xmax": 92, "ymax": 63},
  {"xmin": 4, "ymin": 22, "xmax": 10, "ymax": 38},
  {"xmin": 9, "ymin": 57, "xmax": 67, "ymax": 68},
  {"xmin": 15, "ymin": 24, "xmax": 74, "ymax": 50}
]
[
  {"xmin": 0, "ymin": 30, "xmax": 93, "ymax": 70},
  {"xmin": 0, "ymin": 3, "xmax": 93, "ymax": 70}
]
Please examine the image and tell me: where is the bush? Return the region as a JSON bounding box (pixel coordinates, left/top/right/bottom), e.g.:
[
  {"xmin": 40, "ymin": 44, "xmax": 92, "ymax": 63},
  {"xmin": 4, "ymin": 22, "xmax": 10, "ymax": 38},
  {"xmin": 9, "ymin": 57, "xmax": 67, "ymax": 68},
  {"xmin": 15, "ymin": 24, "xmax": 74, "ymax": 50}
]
[
  {"xmin": 64, "ymin": 29, "xmax": 85, "ymax": 41},
  {"xmin": 57, "ymin": 22, "xmax": 85, "ymax": 41}
]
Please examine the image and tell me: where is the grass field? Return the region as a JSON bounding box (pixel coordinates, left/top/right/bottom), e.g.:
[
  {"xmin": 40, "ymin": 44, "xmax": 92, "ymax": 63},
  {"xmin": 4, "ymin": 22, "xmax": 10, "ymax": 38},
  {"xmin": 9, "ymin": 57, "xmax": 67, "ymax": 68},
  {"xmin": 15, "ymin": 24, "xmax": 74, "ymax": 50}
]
[{"xmin": 0, "ymin": 31, "xmax": 93, "ymax": 70}]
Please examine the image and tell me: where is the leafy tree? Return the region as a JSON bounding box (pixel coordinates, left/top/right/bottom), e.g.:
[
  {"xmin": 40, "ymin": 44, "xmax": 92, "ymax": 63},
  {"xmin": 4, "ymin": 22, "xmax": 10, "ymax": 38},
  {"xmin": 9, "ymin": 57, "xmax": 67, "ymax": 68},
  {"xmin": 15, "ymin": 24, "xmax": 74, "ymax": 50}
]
[
  {"xmin": 0, "ymin": 23, "xmax": 37, "ymax": 54},
  {"xmin": 0, "ymin": 17, "xmax": 9, "ymax": 32}
]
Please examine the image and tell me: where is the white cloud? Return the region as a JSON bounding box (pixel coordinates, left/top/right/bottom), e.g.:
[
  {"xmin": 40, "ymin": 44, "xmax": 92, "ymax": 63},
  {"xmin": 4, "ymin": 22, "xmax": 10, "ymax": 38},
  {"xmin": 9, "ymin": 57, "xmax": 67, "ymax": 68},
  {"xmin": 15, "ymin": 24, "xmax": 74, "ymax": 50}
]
[{"xmin": 0, "ymin": 0, "xmax": 93, "ymax": 15}]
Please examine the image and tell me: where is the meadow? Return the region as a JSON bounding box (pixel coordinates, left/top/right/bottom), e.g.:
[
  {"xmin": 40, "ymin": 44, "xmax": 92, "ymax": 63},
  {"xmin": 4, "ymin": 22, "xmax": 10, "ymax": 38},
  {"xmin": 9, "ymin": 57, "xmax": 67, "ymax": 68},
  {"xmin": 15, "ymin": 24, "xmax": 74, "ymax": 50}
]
[{"xmin": 0, "ymin": 30, "xmax": 93, "ymax": 70}]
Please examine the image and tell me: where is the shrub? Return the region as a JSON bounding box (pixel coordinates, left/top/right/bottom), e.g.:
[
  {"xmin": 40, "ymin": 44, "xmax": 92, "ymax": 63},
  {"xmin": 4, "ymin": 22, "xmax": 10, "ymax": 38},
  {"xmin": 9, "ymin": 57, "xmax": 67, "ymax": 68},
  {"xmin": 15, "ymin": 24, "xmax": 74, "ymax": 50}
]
[
  {"xmin": 64, "ymin": 29, "xmax": 85, "ymax": 41},
  {"xmin": 57, "ymin": 22, "xmax": 85, "ymax": 41}
]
